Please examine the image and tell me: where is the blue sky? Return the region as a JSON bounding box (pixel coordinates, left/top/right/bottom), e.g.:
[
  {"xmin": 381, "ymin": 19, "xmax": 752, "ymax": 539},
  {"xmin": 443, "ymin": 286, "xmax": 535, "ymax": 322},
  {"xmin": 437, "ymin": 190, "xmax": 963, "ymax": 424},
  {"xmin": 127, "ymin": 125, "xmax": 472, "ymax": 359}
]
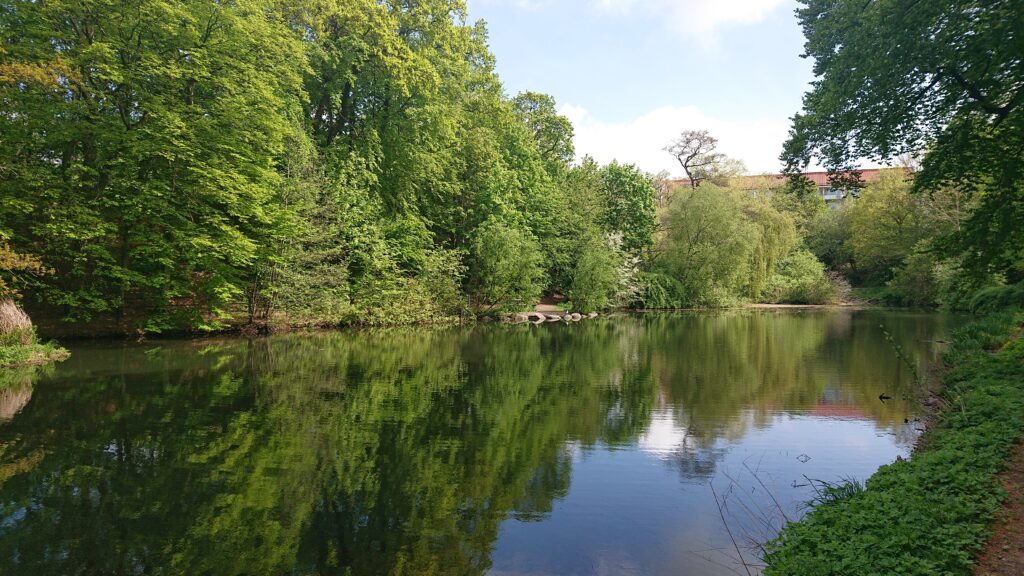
[{"xmin": 466, "ymin": 0, "xmax": 816, "ymax": 175}]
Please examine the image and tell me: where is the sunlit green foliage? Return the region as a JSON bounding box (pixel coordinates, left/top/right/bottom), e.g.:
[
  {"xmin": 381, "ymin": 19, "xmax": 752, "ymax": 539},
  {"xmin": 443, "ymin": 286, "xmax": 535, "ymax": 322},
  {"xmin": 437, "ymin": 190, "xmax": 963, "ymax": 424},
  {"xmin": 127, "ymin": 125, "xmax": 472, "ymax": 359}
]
[
  {"xmin": 2, "ymin": 0, "xmax": 635, "ymax": 329},
  {"xmin": 773, "ymin": 175, "xmax": 827, "ymax": 234},
  {"xmin": 600, "ymin": 161, "xmax": 658, "ymax": 259},
  {"xmin": 746, "ymin": 199, "xmax": 799, "ymax": 300},
  {"xmin": 567, "ymin": 236, "xmax": 623, "ymax": 312},
  {"xmin": 4, "ymin": 0, "xmax": 1003, "ymax": 327},
  {"xmin": 797, "ymin": 169, "xmax": 993, "ymax": 309},
  {"xmin": 658, "ymin": 185, "xmax": 755, "ymax": 307},
  {"xmin": 0, "ymin": 0, "xmax": 306, "ymax": 328},
  {"xmin": 469, "ymin": 219, "xmax": 545, "ymax": 312},
  {"xmin": 782, "ymin": 0, "xmax": 1024, "ymax": 284},
  {"xmin": 0, "ymin": 243, "xmax": 46, "ymax": 299},
  {"xmin": 763, "ymin": 249, "xmax": 836, "ymax": 305},
  {"xmin": 847, "ymin": 171, "xmax": 931, "ymax": 283}
]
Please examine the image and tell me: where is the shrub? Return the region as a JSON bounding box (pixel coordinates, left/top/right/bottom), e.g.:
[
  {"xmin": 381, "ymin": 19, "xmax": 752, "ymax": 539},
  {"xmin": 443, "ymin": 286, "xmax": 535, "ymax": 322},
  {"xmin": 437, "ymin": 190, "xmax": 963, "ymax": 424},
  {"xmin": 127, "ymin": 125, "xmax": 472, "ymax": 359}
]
[
  {"xmin": 968, "ymin": 283, "xmax": 1024, "ymax": 314},
  {"xmin": 567, "ymin": 236, "xmax": 623, "ymax": 312},
  {"xmin": 886, "ymin": 241, "xmax": 940, "ymax": 307},
  {"xmin": 763, "ymin": 250, "xmax": 837, "ymax": 304},
  {"xmin": 0, "ymin": 299, "xmax": 68, "ymax": 368},
  {"xmin": 470, "ymin": 219, "xmax": 546, "ymax": 312},
  {"xmin": 630, "ymin": 270, "xmax": 687, "ymax": 309}
]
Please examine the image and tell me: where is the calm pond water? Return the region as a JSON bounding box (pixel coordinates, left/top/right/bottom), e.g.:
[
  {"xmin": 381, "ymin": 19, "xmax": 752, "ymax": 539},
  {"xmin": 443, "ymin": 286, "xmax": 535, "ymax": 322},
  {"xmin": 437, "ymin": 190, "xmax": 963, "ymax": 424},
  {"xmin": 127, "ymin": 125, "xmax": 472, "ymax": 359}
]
[{"xmin": 0, "ymin": 310, "xmax": 961, "ymax": 576}]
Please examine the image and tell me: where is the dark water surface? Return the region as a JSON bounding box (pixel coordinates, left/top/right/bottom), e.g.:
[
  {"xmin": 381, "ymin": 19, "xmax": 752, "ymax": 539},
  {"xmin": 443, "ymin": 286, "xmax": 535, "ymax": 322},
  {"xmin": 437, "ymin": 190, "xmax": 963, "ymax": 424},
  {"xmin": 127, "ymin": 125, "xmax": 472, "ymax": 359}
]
[{"xmin": 0, "ymin": 310, "xmax": 961, "ymax": 575}]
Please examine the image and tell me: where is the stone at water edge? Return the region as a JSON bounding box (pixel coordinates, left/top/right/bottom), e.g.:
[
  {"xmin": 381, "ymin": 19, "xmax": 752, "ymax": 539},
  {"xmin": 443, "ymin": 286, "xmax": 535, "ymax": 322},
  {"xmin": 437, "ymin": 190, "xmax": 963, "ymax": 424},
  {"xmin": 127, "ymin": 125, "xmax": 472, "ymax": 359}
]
[{"xmin": 570, "ymin": 313, "xmax": 582, "ymax": 321}]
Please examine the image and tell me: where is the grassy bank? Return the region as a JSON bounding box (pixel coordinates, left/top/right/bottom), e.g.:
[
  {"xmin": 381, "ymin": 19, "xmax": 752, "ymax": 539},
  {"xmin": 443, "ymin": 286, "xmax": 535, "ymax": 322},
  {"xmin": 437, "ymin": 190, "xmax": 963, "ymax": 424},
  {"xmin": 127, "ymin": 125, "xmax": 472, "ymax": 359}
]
[
  {"xmin": 0, "ymin": 337, "xmax": 69, "ymax": 369},
  {"xmin": 0, "ymin": 300, "xmax": 69, "ymax": 369},
  {"xmin": 764, "ymin": 311, "xmax": 1024, "ymax": 575}
]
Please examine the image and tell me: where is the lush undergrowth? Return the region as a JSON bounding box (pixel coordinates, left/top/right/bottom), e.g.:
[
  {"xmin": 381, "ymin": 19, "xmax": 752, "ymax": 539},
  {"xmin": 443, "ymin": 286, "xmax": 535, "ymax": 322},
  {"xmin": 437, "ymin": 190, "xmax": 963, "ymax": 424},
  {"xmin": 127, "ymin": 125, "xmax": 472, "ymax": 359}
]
[
  {"xmin": 0, "ymin": 330, "xmax": 69, "ymax": 369},
  {"xmin": 763, "ymin": 311, "xmax": 1024, "ymax": 575}
]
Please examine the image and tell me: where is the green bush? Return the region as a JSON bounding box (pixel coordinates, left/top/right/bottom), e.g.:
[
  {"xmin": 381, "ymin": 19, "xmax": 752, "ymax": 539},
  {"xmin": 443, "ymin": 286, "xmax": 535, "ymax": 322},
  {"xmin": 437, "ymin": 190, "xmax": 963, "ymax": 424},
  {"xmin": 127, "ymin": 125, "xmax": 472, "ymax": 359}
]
[
  {"xmin": 630, "ymin": 270, "xmax": 687, "ymax": 309},
  {"xmin": 763, "ymin": 250, "xmax": 837, "ymax": 304},
  {"xmin": 0, "ymin": 326, "xmax": 68, "ymax": 367},
  {"xmin": 968, "ymin": 283, "xmax": 1024, "ymax": 314},
  {"xmin": 469, "ymin": 219, "xmax": 546, "ymax": 312},
  {"xmin": 567, "ymin": 237, "xmax": 623, "ymax": 312},
  {"xmin": 887, "ymin": 241, "xmax": 940, "ymax": 307},
  {"xmin": 344, "ymin": 248, "xmax": 468, "ymax": 326}
]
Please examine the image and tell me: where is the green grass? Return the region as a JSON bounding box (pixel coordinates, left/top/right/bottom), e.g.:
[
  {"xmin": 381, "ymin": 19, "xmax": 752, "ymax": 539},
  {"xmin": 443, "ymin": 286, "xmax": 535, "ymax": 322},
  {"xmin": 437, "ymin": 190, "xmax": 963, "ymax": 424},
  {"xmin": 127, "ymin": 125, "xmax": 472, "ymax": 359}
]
[
  {"xmin": 0, "ymin": 329, "xmax": 69, "ymax": 369},
  {"xmin": 763, "ymin": 311, "xmax": 1024, "ymax": 576}
]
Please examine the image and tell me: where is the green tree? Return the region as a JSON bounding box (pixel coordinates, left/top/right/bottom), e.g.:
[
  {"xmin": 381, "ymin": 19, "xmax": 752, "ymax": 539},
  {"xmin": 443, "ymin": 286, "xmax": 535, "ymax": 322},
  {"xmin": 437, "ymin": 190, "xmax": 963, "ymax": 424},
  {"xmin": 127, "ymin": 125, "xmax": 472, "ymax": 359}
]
[
  {"xmin": 659, "ymin": 185, "xmax": 755, "ymax": 306},
  {"xmin": 805, "ymin": 206, "xmax": 855, "ymax": 273},
  {"xmin": 600, "ymin": 162, "xmax": 657, "ymax": 259},
  {"xmin": 469, "ymin": 219, "xmax": 545, "ymax": 311},
  {"xmin": 781, "ymin": 0, "xmax": 1024, "ymax": 278},
  {"xmin": 512, "ymin": 91, "xmax": 575, "ymax": 176},
  {"xmin": 847, "ymin": 170, "xmax": 930, "ymax": 282},
  {"xmin": 772, "ymin": 175, "xmax": 826, "ymax": 233},
  {"xmin": 0, "ymin": 0, "xmax": 306, "ymax": 329},
  {"xmin": 567, "ymin": 235, "xmax": 623, "ymax": 311},
  {"xmin": 745, "ymin": 199, "xmax": 798, "ymax": 300}
]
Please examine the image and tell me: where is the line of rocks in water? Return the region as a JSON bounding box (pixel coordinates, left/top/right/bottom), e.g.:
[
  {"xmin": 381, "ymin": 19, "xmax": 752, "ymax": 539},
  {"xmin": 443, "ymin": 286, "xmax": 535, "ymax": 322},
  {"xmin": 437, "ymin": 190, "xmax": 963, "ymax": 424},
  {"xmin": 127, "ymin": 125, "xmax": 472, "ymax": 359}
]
[{"xmin": 501, "ymin": 311, "xmax": 600, "ymax": 324}]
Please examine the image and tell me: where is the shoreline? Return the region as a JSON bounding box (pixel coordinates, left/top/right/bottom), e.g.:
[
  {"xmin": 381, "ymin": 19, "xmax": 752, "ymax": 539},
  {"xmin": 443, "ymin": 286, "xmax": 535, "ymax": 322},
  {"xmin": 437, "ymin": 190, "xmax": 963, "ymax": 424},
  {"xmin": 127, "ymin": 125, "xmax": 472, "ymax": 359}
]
[
  {"xmin": 0, "ymin": 344, "xmax": 70, "ymax": 370},
  {"xmin": 763, "ymin": 312, "xmax": 1024, "ymax": 575},
  {"xmin": 36, "ymin": 303, "xmax": 933, "ymax": 341}
]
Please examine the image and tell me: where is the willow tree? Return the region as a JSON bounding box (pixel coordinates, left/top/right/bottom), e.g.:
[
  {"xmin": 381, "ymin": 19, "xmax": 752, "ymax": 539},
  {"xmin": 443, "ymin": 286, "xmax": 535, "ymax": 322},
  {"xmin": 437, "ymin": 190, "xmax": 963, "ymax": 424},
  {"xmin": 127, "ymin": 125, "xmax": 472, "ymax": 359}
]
[{"xmin": 781, "ymin": 0, "xmax": 1024, "ymax": 278}]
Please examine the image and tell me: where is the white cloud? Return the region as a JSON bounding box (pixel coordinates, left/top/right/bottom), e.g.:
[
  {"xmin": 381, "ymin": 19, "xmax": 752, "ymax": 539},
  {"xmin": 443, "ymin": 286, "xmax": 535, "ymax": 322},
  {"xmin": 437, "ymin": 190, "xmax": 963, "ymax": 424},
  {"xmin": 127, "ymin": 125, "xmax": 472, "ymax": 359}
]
[
  {"xmin": 474, "ymin": 0, "xmax": 791, "ymax": 45},
  {"xmin": 560, "ymin": 103, "xmax": 791, "ymax": 176},
  {"xmin": 596, "ymin": 0, "xmax": 790, "ymax": 44}
]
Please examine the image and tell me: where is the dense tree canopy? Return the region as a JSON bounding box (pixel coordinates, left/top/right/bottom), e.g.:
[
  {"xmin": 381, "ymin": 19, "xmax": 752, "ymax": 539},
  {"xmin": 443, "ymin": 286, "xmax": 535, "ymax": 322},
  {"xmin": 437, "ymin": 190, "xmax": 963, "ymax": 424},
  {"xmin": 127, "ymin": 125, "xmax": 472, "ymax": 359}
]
[
  {"xmin": 782, "ymin": 0, "xmax": 1024, "ymax": 278},
  {"xmin": 1, "ymin": 0, "xmax": 1007, "ymax": 332},
  {"xmin": 0, "ymin": 0, "xmax": 627, "ymax": 330},
  {"xmin": 1, "ymin": 0, "xmax": 306, "ymax": 328}
]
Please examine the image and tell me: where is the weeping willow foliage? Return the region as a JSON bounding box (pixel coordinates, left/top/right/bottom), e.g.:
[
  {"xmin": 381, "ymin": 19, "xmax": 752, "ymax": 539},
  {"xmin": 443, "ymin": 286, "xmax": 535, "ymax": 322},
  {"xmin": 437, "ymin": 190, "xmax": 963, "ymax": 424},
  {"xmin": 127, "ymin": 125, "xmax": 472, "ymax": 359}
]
[{"xmin": 746, "ymin": 199, "xmax": 799, "ymax": 300}]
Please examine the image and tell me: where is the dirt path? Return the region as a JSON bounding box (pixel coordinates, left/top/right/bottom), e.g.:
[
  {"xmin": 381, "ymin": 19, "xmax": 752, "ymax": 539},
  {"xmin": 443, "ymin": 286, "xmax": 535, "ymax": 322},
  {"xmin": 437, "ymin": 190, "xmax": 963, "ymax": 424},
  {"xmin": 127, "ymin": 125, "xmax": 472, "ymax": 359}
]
[{"xmin": 974, "ymin": 442, "xmax": 1024, "ymax": 576}]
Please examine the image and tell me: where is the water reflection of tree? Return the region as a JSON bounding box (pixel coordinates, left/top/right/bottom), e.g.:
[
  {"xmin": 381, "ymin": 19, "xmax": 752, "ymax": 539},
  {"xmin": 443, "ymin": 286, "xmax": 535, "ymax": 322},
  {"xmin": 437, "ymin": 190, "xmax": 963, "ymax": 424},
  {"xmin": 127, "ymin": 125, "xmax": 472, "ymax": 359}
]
[
  {"xmin": 0, "ymin": 323, "xmax": 654, "ymax": 575},
  {"xmin": 0, "ymin": 313, "xmax": 955, "ymax": 575},
  {"xmin": 641, "ymin": 310, "xmax": 958, "ymax": 452}
]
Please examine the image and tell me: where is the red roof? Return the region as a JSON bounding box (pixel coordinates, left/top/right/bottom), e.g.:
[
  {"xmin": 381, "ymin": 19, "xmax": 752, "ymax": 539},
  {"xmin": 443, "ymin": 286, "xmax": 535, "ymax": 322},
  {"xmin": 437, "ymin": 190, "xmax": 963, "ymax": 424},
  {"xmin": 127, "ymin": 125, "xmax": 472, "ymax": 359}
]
[
  {"xmin": 797, "ymin": 169, "xmax": 891, "ymax": 186},
  {"xmin": 669, "ymin": 168, "xmax": 908, "ymax": 189}
]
